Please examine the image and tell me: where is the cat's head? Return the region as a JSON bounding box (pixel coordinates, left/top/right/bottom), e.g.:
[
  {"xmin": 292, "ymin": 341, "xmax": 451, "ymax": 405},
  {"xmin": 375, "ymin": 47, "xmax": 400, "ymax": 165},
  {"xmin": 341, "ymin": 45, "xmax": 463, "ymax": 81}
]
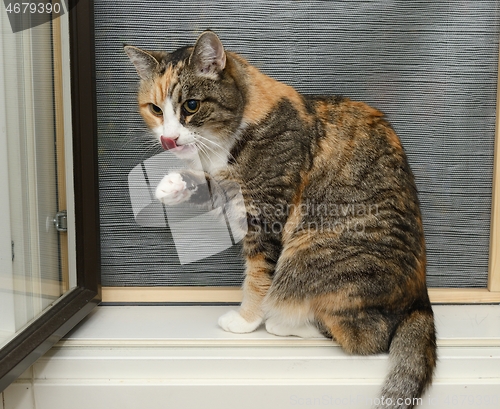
[{"xmin": 125, "ymin": 31, "xmax": 245, "ymax": 164}]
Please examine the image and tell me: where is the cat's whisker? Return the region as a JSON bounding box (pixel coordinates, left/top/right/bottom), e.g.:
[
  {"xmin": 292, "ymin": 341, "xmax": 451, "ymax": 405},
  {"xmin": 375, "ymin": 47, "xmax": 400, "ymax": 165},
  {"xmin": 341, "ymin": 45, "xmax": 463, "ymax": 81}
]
[
  {"xmin": 194, "ymin": 137, "xmax": 239, "ymax": 178},
  {"xmin": 123, "ymin": 131, "xmax": 157, "ymax": 149},
  {"xmin": 193, "ymin": 139, "xmax": 209, "ymax": 158},
  {"xmin": 124, "ymin": 127, "xmax": 153, "ymax": 139},
  {"xmin": 122, "ymin": 138, "xmax": 163, "ymax": 162},
  {"xmin": 194, "ymin": 137, "xmax": 240, "ymax": 178},
  {"xmin": 195, "ymin": 139, "xmax": 226, "ymax": 163},
  {"xmin": 194, "ymin": 139, "xmax": 224, "ymax": 170},
  {"xmin": 196, "ymin": 135, "xmax": 237, "ymax": 164}
]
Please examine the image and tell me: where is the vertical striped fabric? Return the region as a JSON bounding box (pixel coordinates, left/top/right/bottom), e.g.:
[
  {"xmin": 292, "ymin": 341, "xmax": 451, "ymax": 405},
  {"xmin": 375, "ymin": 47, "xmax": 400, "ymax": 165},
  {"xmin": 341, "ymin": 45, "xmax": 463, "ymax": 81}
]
[{"xmin": 95, "ymin": 0, "xmax": 499, "ymax": 288}]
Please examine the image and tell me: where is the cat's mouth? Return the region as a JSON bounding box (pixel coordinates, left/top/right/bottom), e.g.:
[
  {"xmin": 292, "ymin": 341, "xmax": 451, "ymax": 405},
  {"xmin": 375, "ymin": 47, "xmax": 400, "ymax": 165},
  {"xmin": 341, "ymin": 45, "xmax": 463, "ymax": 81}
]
[
  {"xmin": 160, "ymin": 136, "xmax": 196, "ymax": 155},
  {"xmin": 160, "ymin": 136, "xmax": 180, "ymax": 150}
]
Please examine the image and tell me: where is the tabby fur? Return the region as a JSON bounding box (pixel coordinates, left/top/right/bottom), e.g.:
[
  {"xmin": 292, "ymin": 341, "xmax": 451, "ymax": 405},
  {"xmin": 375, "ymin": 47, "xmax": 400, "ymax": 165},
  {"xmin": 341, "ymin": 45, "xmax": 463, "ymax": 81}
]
[{"xmin": 125, "ymin": 31, "xmax": 437, "ymax": 409}]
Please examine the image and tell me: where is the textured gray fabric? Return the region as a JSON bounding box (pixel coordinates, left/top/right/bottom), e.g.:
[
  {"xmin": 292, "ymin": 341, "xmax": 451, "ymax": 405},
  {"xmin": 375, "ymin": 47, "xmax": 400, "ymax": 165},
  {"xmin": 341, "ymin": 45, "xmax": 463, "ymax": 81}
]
[{"xmin": 95, "ymin": 0, "xmax": 499, "ymax": 288}]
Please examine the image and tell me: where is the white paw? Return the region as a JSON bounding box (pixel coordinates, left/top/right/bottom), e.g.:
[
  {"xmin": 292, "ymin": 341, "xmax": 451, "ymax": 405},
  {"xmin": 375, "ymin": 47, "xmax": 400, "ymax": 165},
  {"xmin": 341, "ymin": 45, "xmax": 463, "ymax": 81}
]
[
  {"xmin": 155, "ymin": 173, "xmax": 192, "ymax": 205},
  {"xmin": 265, "ymin": 319, "xmax": 324, "ymax": 338},
  {"xmin": 218, "ymin": 310, "xmax": 262, "ymax": 334}
]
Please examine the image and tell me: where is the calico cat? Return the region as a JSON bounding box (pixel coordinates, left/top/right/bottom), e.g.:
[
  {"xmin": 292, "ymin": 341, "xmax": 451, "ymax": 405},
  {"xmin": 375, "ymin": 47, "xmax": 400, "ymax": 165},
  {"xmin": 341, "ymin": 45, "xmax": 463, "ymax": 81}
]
[{"xmin": 125, "ymin": 31, "xmax": 436, "ymax": 409}]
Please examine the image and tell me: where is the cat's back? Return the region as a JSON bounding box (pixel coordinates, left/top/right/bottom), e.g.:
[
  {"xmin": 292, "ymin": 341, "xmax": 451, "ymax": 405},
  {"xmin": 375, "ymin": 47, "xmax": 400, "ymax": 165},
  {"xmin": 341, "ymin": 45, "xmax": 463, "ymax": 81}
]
[
  {"xmin": 291, "ymin": 94, "xmax": 426, "ymax": 287},
  {"xmin": 305, "ymin": 95, "xmax": 418, "ymax": 200}
]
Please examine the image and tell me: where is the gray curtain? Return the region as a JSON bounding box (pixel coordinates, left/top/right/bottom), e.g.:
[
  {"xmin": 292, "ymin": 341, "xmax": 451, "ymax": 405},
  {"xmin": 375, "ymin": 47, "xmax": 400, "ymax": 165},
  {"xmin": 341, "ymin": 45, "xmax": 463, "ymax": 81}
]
[{"xmin": 95, "ymin": 0, "xmax": 499, "ymax": 288}]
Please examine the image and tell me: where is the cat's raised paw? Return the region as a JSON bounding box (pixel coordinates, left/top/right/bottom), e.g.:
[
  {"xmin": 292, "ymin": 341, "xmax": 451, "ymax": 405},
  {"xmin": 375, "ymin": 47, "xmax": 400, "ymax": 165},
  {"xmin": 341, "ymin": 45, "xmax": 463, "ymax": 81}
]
[
  {"xmin": 218, "ymin": 310, "xmax": 262, "ymax": 333},
  {"xmin": 155, "ymin": 173, "xmax": 192, "ymax": 205}
]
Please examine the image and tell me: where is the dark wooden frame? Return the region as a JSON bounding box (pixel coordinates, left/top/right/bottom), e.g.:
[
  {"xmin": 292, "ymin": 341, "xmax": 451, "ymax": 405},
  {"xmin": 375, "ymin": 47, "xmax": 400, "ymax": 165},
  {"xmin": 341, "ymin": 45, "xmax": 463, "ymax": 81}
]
[{"xmin": 0, "ymin": 0, "xmax": 101, "ymax": 392}]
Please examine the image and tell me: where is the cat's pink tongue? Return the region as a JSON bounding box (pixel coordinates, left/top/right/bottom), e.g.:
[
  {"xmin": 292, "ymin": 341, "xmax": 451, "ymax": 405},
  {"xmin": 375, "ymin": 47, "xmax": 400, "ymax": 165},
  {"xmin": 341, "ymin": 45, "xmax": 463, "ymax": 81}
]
[{"xmin": 161, "ymin": 136, "xmax": 178, "ymax": 150}]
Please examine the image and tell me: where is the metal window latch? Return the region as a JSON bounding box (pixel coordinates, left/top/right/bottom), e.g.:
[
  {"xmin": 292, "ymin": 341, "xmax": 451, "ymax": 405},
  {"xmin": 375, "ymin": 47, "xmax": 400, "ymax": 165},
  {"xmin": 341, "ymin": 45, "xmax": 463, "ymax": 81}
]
[{"xmin": 53, "ymin": 210, "xmax": 68, "ymax": 232}]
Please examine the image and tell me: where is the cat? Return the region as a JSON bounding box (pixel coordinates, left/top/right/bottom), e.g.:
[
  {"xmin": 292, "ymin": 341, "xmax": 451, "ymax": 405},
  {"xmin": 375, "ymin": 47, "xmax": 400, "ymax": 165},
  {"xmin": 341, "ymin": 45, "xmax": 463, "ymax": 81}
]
[{"xmin": 125, "ymin": 30, "xmax": 436, "ymax": 409}]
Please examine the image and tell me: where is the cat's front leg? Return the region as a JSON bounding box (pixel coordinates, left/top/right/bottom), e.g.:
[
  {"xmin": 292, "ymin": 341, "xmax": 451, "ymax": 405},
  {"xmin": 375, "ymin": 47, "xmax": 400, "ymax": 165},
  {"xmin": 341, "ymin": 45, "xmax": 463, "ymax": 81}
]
[{"xmin": 218, "ymin": 254, "xmax": 273, "ymax": 333}]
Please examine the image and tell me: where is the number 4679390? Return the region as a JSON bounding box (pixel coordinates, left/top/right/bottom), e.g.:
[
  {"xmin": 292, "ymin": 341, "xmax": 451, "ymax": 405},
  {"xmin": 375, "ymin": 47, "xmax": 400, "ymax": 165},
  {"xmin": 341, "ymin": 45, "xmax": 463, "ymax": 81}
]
[{"xmin": 5, "ymin": 2, "xmax": 61, "ymax": 14}]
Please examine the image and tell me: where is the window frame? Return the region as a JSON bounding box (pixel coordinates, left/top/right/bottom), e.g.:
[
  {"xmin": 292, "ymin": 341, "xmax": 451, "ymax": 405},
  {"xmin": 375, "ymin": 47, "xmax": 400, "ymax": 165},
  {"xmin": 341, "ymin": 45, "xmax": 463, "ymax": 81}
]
[
  {"xmin": 101, "ymin": 38, "xmax": 500, "ymax": 305},
  {"xmin": 0, "ymin": 0, "xmax": 101, "ymax": 392}
]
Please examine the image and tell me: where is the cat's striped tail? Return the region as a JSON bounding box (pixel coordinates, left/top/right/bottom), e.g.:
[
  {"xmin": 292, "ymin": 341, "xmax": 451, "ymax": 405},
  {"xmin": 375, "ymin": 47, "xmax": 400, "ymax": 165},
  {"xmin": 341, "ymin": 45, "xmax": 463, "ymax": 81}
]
[{"xmin": 377, "ymin": 308, "xmax": 437, "ymax": 409}]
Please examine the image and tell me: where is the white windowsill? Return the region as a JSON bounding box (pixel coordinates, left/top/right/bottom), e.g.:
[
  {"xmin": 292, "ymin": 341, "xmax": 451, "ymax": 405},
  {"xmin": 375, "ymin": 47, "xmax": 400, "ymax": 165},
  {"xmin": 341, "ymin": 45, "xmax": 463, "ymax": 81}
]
[
  {"xmin": 58, "ymin": 304, "xmax": 500, "ymax": 347},
  {"xmin": 3, "ymin": 304, "xmax": 500, "ymax": 409}
]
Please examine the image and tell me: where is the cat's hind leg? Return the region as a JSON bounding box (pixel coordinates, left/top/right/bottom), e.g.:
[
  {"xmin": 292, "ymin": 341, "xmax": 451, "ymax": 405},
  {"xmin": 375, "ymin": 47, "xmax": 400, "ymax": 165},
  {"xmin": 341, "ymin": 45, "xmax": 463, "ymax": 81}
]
[
  {"xmin": 261, "ymin": 296, "xmax": 324, "ymax": 338},
  {"xmin": 310, "ymin": 292, "xmax": 400, "ymax": 355}
]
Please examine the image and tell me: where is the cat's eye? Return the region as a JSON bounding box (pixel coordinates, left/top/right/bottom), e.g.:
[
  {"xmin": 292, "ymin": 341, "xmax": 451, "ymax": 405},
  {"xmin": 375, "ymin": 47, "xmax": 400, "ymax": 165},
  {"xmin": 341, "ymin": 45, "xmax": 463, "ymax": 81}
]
[
  {"xmin": 149, "ymin": 103, "xmax": 163, "ymax": 116},
  {"xmin": 182, "ymin": 99, "xmax": 200, "ymax": 115}
]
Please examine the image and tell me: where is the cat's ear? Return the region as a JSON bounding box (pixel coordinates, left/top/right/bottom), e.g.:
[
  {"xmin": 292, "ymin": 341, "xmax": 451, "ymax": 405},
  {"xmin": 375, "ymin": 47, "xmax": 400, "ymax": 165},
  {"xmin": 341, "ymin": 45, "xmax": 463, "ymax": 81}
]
[
  {"xmin": 189, "ymin": 31, "xmax": 226, "ymax": 79},
  {"xmin": 124, "ymin": 46, "xmax": 160, "ymax": 80}
]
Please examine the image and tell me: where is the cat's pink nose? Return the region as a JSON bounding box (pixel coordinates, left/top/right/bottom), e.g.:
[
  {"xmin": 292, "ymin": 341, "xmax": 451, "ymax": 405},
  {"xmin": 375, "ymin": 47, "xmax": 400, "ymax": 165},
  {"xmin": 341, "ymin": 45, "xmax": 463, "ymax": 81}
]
[{"xmin": 160, "ymin": 135, "xmax": 179, "ymax": 150}]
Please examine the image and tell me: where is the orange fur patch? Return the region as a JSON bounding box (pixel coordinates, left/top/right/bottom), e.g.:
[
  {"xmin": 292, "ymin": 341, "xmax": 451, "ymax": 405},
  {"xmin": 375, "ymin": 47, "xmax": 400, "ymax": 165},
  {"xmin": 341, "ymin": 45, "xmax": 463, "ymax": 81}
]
[
  {"xmin": 281, "ymin": 230, "xmax": 315, "ymax": 257},
  {"xmin": 241, "ymin": 63, "xmax": 311, "ymax": 125},
  {"xmin": 157, "ymin": 64, "xmax": 175, "ymax": 103},
  {"xmin": 137, "ymin": 64, "xmax": 180, "ymax": 129},
  {"xmin": 310, "ymin": 290, "xmax": 364, "ymax": 317},
  {"xmin": 314, "ymin": 308, "xmax": 390, "ymax": 354},
  {"xmin": 385, "ymin": 127, "xmax": 403, "ymax": 150},
  {"xmin": 239, "ymin": 253, "xmax": 273, "ymax": 322}
]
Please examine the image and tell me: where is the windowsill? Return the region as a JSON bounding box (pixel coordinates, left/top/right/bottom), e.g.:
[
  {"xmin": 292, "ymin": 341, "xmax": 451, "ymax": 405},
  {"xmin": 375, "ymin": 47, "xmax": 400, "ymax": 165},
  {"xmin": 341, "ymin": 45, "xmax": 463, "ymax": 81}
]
[
  {"xmin": 4, "ymin": 304, "xmax": 500, "ymax": 409},
  {"xmin": 58, "ymin": 304, "xmax": 500, "ymax": 348}
]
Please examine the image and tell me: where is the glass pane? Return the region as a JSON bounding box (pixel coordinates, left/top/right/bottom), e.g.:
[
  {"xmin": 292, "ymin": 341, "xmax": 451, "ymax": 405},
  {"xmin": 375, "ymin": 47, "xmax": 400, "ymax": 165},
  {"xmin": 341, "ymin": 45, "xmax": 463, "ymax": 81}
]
[{"xmin": 0, "ymin": 11, "xmax": 74, "ymax": 348}]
